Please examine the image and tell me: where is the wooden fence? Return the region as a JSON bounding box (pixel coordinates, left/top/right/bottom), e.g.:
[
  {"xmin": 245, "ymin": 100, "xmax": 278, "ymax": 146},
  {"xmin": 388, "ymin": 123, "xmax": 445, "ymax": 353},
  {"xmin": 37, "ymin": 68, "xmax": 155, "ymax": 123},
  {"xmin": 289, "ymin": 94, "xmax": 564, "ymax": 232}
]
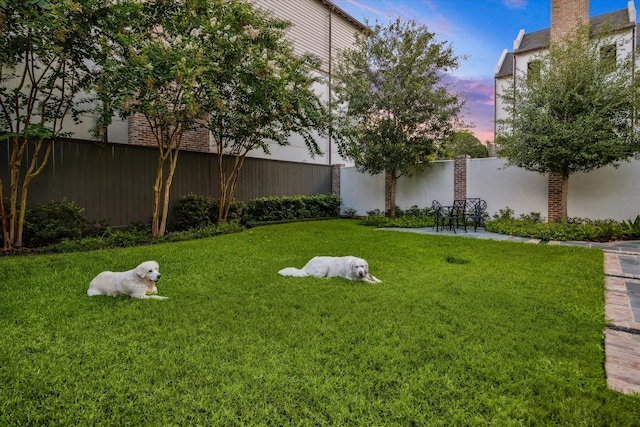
[{"xmin": 0, "ymin": 139, "xmax": 333, "ymax": 227}]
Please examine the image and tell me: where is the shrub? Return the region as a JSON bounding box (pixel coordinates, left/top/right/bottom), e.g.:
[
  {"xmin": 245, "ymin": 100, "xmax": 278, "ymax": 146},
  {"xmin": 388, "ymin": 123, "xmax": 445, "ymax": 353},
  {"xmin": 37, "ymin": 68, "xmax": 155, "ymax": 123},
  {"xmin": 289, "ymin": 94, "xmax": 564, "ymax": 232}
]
[
  {"xmin": 343, "ymin": 207, "xmax": 358, "ymax": 218},
  {"xmin": 246, "ymin": 194, "xmax": 340, "ymax": 224},
  {"xmin": 173, "ymin": 193, "xmax": 214, "ymax": 231},
  {"xmin": 23, "ymin": 199, "xmax": 88, "ymax": 246},
  {"xmin": 361, "ymin": 204, "xmax": 434, "ymax": 228},
  {"xmin": 485, "ymin": 209, "xmax": 633, "ymax": 242},
  {"xmin": 210, "ymin": 199, "xmax": 248, "ymax": 224},
  {"xmin": 621, "ymin": 215, "xmax": 640, "ymax": 238}
]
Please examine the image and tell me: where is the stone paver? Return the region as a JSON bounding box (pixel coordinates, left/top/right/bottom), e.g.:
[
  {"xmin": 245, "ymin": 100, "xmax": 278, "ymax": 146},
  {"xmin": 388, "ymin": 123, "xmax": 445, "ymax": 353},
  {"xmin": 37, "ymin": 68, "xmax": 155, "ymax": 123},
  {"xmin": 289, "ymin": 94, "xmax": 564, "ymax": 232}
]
[{"xmin": 386, "ymin": 227, "xmax": 640, "ymax": 395}]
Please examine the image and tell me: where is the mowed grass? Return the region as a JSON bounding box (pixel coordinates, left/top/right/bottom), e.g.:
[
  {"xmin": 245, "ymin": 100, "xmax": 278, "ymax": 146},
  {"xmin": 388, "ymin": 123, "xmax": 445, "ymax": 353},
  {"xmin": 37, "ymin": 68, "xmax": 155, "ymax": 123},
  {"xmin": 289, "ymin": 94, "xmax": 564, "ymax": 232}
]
[{"xmin": 1, "ymin": 220, "xmax": 639, "ymax": 426}]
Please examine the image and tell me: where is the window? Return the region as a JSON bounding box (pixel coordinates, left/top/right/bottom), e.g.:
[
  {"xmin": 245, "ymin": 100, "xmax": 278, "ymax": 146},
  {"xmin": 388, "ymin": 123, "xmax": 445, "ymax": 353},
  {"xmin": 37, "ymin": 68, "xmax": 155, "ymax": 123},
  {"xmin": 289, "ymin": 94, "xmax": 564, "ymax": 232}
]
[
  {"xmin": 600, "ymin": 44, "xmax": 617, "ymax": 69},
  {"xmin": 527, "ymin": 59, "xmax": 542, "ymax": 83}
]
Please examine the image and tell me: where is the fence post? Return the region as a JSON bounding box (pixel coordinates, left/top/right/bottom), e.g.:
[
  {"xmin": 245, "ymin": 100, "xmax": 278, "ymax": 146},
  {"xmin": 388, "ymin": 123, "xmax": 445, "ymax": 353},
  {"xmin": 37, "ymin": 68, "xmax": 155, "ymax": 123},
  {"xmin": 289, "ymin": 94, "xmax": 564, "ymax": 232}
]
[{"xmin": 454, "ymin": 155, "xmax": 470, "ymax": 200}]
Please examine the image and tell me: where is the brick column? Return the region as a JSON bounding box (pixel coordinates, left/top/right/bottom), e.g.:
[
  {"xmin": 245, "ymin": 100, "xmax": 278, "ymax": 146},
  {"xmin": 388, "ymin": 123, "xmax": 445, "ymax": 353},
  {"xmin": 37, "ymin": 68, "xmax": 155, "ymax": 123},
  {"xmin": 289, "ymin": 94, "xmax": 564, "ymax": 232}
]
[
  {"xmin": 454, "ymin": 155, "xmax": 469, "ymax": 200},
  {"xmin": 331, "ymin": 164, "xmax": 343, "ymax": 198},
  {"xmin": 548, "ymin": 173, "xmax": 568, "ymax": 221}
]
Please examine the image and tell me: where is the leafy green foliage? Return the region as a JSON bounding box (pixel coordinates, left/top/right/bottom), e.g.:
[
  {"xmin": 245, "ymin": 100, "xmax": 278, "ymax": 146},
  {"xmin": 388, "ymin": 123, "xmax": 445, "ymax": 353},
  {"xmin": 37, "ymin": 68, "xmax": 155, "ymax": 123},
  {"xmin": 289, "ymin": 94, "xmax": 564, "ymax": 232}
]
[
  {"xmin": 195, "ymin": 1, "xmax": 330, "ymax": 223},
  {"xmin": 333, "ymin": 18, "xmax": 464, "ymax": 218},
  {"xmin": 172, "ymin": 193, "xmax": 216, "ymax": 231},
  {"xmin": 23, "ymin": 199, "xmax": 88, "ymax": 247},
  {"xmin": 621, "ymin": 215, "xmax": 640, "ymax": 238},
  {"xmin": 485, "ymin": 209, "xmax": 632, "ymax": 241},
  {"xmin": 0, "ymin": 0, "xmax": 112, "ymax": 248},
  {"xmin": 96, "ymin": 0, "xmax": 226, "ymax": 237},
  {"xmin": 496, "ymin": 23, "xmax": 640, "ymax": 219},
  {"xmin": 1, "ymin": 220, "xmax": 639, "ymax": 425},
  {"xmin": 246, "ymin": 194, "xmax": 340, "ymax": 224},
  {"xmin": 360, "ymin": 205, "xmax": 434, "ymax": 227},
  {"xmin": 437, "ymin": 130, "xmax": 489, "ymax": 159}
]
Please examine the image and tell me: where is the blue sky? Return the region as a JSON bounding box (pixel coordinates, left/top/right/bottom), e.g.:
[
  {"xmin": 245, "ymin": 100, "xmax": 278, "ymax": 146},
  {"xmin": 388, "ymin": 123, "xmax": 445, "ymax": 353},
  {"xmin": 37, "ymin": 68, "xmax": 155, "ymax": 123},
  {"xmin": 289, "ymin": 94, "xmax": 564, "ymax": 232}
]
[{"xmin": 332, "ymin": 0, "xmax": 631, "ymax": 142}]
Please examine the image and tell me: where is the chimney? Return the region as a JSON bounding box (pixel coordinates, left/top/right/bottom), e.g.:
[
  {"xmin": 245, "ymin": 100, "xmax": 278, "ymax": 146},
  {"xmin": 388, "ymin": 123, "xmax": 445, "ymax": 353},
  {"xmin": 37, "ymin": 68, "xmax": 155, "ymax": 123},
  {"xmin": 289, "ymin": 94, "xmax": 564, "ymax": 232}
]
[{"xmin": 550, "ymin": 0, "xmax": 589, "ymax": 43}]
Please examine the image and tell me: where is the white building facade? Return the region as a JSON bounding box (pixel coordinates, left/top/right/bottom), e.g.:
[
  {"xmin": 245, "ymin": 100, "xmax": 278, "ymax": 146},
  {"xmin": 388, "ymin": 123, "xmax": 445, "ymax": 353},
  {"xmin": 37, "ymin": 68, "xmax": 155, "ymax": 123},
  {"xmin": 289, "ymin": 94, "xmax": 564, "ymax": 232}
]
[{"xmin": 494, "ymin": 1, "xmax": 638, "ymax": 138}]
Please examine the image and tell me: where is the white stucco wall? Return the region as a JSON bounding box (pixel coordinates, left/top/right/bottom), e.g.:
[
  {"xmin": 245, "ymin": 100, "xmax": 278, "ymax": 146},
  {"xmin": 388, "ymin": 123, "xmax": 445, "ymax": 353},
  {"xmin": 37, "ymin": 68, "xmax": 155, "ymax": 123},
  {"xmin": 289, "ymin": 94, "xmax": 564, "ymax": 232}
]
[
  {"xmin": 341, "ymin": 157, "xmax": 640, "ymax": 221},
  {"xmin": 570, "ymin": 159, "xmax": 640, "ymax": 220},
  {"xmin": 395, "ymin": 161, "xmax": 454, "ymax": 211},
  {"xmin": 339, "ymin": 167, "xmax": 385, "ymax": 215},
  {"xmin": 467, "ymin": 158, "xmax": 548, "ymax": 218}
]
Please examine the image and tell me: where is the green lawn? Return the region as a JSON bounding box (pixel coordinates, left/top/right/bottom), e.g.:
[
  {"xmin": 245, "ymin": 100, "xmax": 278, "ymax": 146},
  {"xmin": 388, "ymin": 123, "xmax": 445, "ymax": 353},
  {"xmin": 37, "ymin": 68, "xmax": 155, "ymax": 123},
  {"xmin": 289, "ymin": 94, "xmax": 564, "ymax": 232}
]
[{"xmin": 1, "ymin": 220, "xmax": 639, "ymax": 426}]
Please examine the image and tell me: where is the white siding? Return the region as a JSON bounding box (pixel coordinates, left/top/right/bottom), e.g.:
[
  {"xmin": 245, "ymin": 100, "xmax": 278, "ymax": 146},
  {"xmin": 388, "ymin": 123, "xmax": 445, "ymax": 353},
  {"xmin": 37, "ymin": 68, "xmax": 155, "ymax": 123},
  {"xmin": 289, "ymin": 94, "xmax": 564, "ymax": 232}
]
[
  {"xmin": 249, "ymin": 0, "xmax": 363, "ymax": 166},
  {"xmin": 251, "ymin": 0, "xmax": 361, "ymax": 72}
]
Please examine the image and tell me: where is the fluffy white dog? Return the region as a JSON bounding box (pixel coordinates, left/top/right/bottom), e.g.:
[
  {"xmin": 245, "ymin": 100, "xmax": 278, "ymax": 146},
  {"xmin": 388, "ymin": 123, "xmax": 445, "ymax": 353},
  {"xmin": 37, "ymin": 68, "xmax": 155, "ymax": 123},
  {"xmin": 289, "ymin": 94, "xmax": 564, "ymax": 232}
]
[
  {"xmin": 279, "ymin": 256, "xmax": 381, "ymax": 283},
  {"xmin": 87, "ymin": 260, "xmax": 168, "ymax": 299}
]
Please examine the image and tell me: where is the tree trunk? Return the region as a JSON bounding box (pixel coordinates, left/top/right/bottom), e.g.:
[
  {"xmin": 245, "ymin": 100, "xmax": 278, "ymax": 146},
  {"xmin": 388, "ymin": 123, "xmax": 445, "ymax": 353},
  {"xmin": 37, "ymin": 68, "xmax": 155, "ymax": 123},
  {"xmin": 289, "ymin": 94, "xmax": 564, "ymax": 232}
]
[
  {"xmin": 0, "ymin": 180, "xmax": 9, "ymax": 250},
  {"xmin": 389, "ymin": 172, "xmax": 398, "ymax": 220},
  {"xmin": 159, "ymin": 146, "xmax": 181, "ymax": 236},
  {"xmin": 217, "ymin": 151, "xmax": 228, "ymax": 224},
  {"xmin": 6, "ymin": 136, "xmax": 53, "ymax": 248},
  {"xmin": 152, "ymin": 156, "xmax": 164, "ymax": 239},
  {"xmin": 222, "ymin": 155, "xmax": 246, "ymax": 223}
]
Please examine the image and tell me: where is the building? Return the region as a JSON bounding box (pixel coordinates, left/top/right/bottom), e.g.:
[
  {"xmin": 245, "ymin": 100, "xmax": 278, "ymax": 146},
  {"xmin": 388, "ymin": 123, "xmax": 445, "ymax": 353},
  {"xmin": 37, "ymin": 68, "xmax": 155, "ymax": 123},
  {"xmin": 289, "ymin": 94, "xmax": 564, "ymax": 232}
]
[
  {"xmin": 493, "ymin": 0, "xmax": 639, "ymax": 220},
  {"xmin": 494, "ymin": 0, "xmax": 637, "ymax": 134},
  {"xmin": 97, "ymin": 0, "xmax": 365, "ymax": 166}
]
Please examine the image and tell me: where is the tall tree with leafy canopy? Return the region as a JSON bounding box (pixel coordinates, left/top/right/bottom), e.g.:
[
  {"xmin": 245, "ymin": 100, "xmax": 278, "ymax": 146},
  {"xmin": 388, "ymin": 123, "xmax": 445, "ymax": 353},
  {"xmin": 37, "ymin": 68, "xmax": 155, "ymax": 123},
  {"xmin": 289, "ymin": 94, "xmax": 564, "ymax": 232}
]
[
  {"xmin": 97, "ymin": 0, "xmax": 218, "ymax": 237},
  {"xmin": 198, "ymin": 1, "xmax": 331, "ymax": 223},
  {"xmin": 437, "ymin": 130, "xmax": 488, "ymax": 160},
  {"xmin": 496, "ymin": 24, "xmax": 640, "ymax": 220},
  {"xmin": 332, "ymin": 18, "xmax": 465, "ymax": 219},
  {"xmin": 0, "ymin": 0, "xmax": 110, "ymax": 249}
]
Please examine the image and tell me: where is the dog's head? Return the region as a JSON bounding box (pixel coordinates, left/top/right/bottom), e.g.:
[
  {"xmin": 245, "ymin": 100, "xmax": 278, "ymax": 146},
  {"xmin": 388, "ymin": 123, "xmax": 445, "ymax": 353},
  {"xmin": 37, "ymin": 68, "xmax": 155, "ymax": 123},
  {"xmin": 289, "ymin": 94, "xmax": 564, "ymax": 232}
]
[
  {"xmin": 136, "ymin": 261, "xmax": 161, "ymax": 283},
  {"xmin": 350, "ymin": 258, "xmax": 369, "ymax": 280}
]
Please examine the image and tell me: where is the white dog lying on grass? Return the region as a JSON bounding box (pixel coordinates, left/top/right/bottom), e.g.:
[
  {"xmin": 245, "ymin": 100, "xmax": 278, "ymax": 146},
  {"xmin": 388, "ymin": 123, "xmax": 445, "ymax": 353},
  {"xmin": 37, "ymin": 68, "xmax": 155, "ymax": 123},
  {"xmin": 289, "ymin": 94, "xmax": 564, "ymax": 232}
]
[
  {"xmin": 87, "ymin": 260, "xmax": 168, "ymax": 299},
  {"xmin": 279, "ymin": 256, "xmax": 381, "ymax": 284}
]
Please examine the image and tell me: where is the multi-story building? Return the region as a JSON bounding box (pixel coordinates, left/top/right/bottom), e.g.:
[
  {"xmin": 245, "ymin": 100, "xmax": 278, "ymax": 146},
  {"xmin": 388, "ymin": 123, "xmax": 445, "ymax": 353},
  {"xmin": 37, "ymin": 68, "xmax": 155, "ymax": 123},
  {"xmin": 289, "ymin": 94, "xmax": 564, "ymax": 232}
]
[
  {"xmin": 105, "ymin": 0, "xmax": 365, "ymax": 166},
  {"xmin": 495, "ymin": 1, "xmax": 637, "ymax": 136},
  {"xmin": 493, "ymin": 0, "xmax": 638, "ymax": 219}
]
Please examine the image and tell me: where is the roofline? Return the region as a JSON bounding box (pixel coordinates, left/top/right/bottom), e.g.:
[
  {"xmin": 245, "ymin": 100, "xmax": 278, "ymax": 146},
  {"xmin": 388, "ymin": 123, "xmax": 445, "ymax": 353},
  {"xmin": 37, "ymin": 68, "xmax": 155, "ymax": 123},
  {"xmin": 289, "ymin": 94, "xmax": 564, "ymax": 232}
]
[
  {"xmin": 315, "ymin": 0, "xmax": 367, "ymax": 32},
  {"xmin": 510, "ymin": 5, "xmax": 637, "ymax": 55}
]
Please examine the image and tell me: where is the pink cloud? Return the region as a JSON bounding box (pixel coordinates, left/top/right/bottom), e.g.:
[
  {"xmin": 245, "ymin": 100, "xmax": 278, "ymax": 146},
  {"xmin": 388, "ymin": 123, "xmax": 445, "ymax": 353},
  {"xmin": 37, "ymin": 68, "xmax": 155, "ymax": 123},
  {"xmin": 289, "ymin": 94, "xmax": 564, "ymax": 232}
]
[{"xmin": 444, "ymin": 76, "xmax": 496, "ymax": 142}]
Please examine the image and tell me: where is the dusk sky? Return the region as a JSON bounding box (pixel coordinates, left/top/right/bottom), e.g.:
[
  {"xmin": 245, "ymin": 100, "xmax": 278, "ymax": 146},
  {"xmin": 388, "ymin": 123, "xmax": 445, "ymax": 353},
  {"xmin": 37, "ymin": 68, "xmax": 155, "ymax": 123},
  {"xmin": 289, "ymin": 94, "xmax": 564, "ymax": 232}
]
[{"xmin": 332, "ymin": 0, "xmax": 631, "ymax": 143}]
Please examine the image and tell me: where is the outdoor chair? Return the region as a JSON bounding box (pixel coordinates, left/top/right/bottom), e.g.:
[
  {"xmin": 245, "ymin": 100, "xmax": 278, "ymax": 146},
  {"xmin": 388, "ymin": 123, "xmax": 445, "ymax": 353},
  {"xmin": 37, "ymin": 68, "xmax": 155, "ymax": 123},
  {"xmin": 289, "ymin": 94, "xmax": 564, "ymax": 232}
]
[
  {"xmin": 467, "ymin": 199, "xmax": 487, "ymax": 231},
  {"xmin": 432, "ymin": 200, "xmax": 465, "ymax": 233},
  {"xmin": 452, "ymin": 199, "xmax": 467, "ymax": 232}
]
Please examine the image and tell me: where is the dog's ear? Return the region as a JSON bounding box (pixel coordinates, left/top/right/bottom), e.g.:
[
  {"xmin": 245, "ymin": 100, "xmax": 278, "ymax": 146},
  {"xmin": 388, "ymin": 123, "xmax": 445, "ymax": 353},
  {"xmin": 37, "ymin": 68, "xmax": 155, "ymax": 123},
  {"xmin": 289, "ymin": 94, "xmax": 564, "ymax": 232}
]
[{"xmin": 135, "ymin": 264, "xmax": 148, "ymax": 279}]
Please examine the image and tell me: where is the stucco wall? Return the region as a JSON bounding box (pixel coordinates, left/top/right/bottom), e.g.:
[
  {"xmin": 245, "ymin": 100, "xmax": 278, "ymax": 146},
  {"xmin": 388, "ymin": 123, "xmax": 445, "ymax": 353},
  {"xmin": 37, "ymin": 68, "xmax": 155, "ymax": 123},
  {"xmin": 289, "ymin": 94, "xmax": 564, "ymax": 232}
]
[{"xmin": 340, "ymin": 157, "xmax": 640, "ymax": 221}]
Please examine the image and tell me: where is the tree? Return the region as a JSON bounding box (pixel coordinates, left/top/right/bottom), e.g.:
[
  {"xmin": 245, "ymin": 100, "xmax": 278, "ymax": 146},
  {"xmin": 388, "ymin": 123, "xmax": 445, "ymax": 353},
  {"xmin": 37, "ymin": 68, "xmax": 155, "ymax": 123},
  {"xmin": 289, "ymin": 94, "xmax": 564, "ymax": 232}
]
[
  {"xmin": 496, "ymin": 23, "xmax": 640, "ymax": 220},
  {"xmin": 97, "ymin": 0, "xmax": 215, "ymax": 238},
  {"xmin": 199, "ymin": 1, "xmax": 330, "ymax": 223},
  {"xmin": 0, "ymin": 0, "xmax": 108, "ymax": 249},
  {"xmin": 332, "ymin": 19, "xmax": 464, "ymax": 219},
  {"xmin": 438, "ymin": 130, "xmax": 488, "ymax": 159}
]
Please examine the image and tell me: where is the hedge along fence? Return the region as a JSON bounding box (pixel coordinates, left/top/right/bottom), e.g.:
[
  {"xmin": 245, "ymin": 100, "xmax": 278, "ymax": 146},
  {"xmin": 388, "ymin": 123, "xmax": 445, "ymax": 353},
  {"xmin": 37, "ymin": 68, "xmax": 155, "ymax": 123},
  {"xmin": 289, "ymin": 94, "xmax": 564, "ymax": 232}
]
[
  {"xmin": 1, "ymin": 194, "xmax": 341, "ymax": 249},
  {"xmin": 172, "ymin": 193, "xmax": 341, "ymax": 230}
]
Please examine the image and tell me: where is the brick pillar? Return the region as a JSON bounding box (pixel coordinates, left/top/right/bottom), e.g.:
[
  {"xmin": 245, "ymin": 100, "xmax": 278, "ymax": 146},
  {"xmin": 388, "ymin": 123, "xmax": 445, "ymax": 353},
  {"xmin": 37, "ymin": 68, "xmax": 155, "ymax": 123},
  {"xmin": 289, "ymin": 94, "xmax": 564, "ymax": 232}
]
[
  {"xmin": 454, "ymin": 155, "xmax": 469, "ymax": 200},
  {"xmin": 550, "ymin": 0, "xmax": 589, "ymax": 43},
  {"xmin": 548, "ymin": 173, "xmax": 568, "ymax": 221},
  {"xmin": 331, "ymin": 164, "xmax": 343, "ymax": 198}
]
